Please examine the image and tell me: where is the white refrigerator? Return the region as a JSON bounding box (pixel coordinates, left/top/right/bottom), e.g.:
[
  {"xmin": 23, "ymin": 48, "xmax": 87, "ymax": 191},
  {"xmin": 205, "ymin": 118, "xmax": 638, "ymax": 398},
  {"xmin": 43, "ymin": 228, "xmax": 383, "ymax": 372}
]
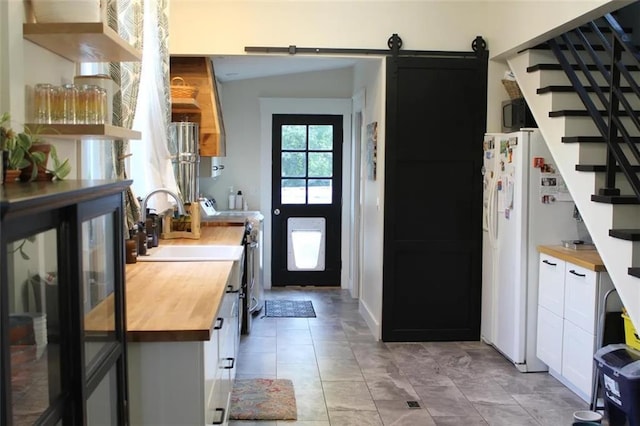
[{"xmin": 481, "ymin": 129, "xmax": 579, "ymax": 372}]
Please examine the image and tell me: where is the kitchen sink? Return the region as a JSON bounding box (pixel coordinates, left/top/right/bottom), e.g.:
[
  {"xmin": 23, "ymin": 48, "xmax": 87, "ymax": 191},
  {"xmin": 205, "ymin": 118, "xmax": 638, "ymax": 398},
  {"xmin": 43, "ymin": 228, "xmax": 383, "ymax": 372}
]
[{"xmin": 137, "ymin": 245, "xmax": 244, "ymax": 262}]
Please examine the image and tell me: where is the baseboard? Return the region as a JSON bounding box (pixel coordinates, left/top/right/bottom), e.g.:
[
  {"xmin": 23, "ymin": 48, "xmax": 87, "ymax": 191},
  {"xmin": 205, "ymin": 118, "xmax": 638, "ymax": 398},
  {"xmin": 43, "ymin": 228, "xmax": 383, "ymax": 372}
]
[{"xmin": 359, "ymin": 299, "xmax": 381, "ymax": 340}]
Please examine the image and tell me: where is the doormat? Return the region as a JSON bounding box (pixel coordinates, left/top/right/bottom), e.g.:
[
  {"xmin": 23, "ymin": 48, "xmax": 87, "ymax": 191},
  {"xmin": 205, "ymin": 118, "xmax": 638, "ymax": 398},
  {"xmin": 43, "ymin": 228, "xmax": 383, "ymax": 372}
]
[
  {"xmin": 229, "ymin": 378, "xmax": 297, "ymax": 420},
  {"xmin": 264, "ymin": 300, "xmax": 316, "ymax": 318}
]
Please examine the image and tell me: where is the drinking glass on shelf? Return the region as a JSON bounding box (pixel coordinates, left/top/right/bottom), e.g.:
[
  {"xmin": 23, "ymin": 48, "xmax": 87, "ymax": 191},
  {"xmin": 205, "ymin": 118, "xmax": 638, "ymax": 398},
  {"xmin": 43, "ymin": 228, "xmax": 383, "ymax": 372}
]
[
  {"xmin": 34, "ymin": 83, "xmax": 54, "ymax": 124},
  {"xmin": 60, "ymin": 84, "xmax": 78, "ymax": 124},
  {"xmin": 96, "ymin": 87, "xmax": 107, "ymax": 124},
  {"xmin": 78, "ymin": 84, "xmax": 99, "ymax": 124}
]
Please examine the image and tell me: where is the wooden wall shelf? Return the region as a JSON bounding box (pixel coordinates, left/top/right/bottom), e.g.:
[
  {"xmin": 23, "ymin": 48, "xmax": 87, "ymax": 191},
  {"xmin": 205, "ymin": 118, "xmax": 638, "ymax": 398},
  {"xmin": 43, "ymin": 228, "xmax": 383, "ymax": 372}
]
[
  {"xmin": 171, "ymin": 98, "xmax": 201, "ymax": 112},
  {"xmin": 25, "ymin": 123, "xmax": 141, "ymax": 140},
  {"xmin": 170, "ymin": 57, "xmax": 226, "ymax": 157},
  {"xmin": 23, "ymin": 22, "xmax": 142, "ymax": 62}
]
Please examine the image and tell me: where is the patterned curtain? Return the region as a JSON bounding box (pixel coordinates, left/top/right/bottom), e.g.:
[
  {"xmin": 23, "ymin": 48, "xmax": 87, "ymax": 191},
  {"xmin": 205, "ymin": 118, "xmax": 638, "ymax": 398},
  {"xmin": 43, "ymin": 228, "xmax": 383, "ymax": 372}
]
[
  {"xmin": 107, "ymin": 0, "xmax": 171, "ymax": 231},
  {"xmin": 108, "ymin": 0, "xmax": 143, "ymax": 231}
]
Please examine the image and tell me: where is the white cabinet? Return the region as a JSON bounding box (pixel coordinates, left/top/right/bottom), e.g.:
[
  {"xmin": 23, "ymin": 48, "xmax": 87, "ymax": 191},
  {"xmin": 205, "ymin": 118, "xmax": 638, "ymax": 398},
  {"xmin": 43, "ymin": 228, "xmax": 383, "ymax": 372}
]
[
  {"xmin": 536, "ymin": 252, "xmax": 616, "ymax": 402},
  {"xmin": 129, "ymin": 264, "xmax": 241, "ymax": 426},
  {"xmin": 537, "ymin": 304, "xmax": 563, "ymax": 372}
]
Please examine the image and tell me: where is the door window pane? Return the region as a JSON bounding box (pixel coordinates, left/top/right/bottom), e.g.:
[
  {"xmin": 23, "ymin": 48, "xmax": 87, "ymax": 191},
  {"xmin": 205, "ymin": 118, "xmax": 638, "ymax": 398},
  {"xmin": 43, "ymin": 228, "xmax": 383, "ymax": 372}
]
[
  {"xmin": 82, "ymin": 214, "xmax": 117, "ymax": 374},
  {"xmin": 282, "ymin": 152, "xmax": 306, "ymax": 177},
  {"xmin": 282, "ymin": 179, "xmax": 306, "ymax": 204},
  {"xmin": 8, "ymin": 229, "xmax": 61, "ymax": 425},
  {"xmin": 309, "ymin": 125, "xmax": 333, "ymax": 150},
  {"xmin": 308, "ymin": 179, "xmax": 332, "ymax": 204},
  {"xmin": 281, "ymin": 125, "xmax": 306, "ymax": 150},
  {"xmin": 308, "ymin": 152, "xmax": 332, "ymax": 178}
]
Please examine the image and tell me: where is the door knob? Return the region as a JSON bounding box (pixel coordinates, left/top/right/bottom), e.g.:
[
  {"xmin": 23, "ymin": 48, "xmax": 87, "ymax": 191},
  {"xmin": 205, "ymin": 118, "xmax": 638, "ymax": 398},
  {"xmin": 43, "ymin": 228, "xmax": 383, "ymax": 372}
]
[{"xmin": 274, "ymin": 208, "xmax": 280, "ymax": 215}]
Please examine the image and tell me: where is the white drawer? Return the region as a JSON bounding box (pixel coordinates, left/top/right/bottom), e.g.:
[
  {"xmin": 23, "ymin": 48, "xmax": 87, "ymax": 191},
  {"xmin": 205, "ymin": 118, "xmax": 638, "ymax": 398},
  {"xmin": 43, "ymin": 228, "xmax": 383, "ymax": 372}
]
[
  {"xmin": 562, "ymin": 319, "xmax": 595, "ymax": 400},
  {"xmin": 536, "ymin": 304, "xmax": 563, "ymax": 372},
  {"xmin": 538, "ymin": 254, "xmax": 566, "ymax": 316},
  {"xmin": 564, "ymin": 264, "xmax": 598, "ymax": 334}
]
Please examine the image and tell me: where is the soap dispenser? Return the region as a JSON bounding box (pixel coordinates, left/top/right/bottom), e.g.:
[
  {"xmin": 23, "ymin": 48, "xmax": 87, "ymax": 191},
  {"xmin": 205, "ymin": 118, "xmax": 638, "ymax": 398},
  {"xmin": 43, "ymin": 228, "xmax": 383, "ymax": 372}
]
[{"xmin": 235, "ymin": 190, "xmax": 244, "ymax": 210}]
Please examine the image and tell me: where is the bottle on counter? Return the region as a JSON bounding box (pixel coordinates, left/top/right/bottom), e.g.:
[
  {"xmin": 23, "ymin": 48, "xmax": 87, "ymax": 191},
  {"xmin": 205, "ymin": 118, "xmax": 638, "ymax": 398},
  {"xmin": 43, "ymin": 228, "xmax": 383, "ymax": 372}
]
[
  {"xmin": 137, "ymin": 221, "xmax": 147, "ymax": 256},
  {"xmin": 146, "ymin": 217, "xmax": 155, "ymax": 248},
  {"xmin": 126, "ymin": 225, "xmax": 138, "ymax": 264},
  {"xmin": 228, "ymin": 186, "xmax": 236, "ymax": 210},
  {"xmin": 235, "ymin": 190, "xmax": 244, "ymax": 210}
]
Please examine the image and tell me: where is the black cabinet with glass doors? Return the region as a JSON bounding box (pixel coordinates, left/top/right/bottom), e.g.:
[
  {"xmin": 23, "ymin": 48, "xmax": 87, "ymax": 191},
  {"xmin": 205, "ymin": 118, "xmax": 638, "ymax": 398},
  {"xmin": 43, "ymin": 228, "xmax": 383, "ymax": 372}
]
[{"xmin": 0, "ymin": 180, "xmax": 131, "ymax": 425}]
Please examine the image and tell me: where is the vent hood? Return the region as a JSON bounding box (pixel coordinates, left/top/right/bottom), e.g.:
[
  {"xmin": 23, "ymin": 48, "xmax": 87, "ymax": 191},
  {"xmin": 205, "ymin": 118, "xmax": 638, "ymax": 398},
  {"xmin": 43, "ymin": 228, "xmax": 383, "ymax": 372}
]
[{"xmin": 170, "ymin": 56, "xmax": 226, "ymax": 157}]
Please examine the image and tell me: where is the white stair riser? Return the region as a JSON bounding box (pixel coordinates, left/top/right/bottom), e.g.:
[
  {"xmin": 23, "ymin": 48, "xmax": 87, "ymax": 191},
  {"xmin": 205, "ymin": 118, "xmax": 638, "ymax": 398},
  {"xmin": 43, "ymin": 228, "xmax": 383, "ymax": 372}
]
[
  {"xmin": 578, "ymin": 142, "xmax": 640, "ymax": 165},
  {"xmin": 528, "ymin": 49, "xmax": 638, "ymax": 68},
  {"xmin": 543, "ymin": 91, "xmax": 640, "ymax": 110},
  {"xmin": 559, "ymin": 116, "xmax": 640, "ymax": 137},
  {"xmin": 611, "ymin": 204, "xmax": 640, "ymax": 228},
  {"xmin": 593, "ymin": 172, "xmax": 638, "ymax": 194},
  {"xmin": 535, "ymin": 70, "xmax": 638, "ymax": 88}
]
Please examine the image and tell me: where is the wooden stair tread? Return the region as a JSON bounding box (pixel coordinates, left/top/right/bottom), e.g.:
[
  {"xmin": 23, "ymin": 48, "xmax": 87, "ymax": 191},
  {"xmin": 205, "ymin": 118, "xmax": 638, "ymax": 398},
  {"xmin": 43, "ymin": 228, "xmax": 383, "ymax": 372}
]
[
  {"xmin": 562, "ymin": 136, "xmax": 640, "ymax": 143},
  {"xmin": 591, "ymin": 194, "xmax": 640, "ymax": 204},
  {"xmin": 537, "ymin": 85, "xmax": 634, "ymax": 94},
  {"xmin": 531, "ymin": 43, "xmax": 640, "ymax": 51},
  {"xmin": 528, "ymin": 64, "xmax": 640, "ymax": 73},
  {"xmin": 549, "ymin": 110, "xmax": 640, "ymax": 117},
  {"xmin": 609, "ymin": 229, "xmax": 640, "ymax": 241},
  {"xmin": 576, "ymin": 164, "xmax": 640, "ymax": 172}
]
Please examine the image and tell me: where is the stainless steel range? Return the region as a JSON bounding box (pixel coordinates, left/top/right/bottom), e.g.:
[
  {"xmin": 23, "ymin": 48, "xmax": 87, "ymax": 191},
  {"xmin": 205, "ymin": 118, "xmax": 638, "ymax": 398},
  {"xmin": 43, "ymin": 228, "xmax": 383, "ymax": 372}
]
[
  {"xmin": 243, "ymin": 218, "xmax": 263, "ymax": 334},
  {"xmin": 201, "ymin": 209, "xmax": 264, "ymax": 334}
]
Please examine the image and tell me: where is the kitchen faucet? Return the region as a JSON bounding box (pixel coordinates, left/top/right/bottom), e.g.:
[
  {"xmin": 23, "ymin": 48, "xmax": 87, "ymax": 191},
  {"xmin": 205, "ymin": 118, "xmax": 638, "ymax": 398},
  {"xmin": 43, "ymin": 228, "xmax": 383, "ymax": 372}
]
[{"xmin": 141, "ymin": 188, "xmax": 187, "ymax": 223}]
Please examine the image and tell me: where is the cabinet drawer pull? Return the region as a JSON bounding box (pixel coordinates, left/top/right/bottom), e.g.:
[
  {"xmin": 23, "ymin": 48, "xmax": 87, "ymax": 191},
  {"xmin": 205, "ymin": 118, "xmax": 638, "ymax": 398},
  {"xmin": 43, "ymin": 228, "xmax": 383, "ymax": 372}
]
[
  {"xmin": 223, "ymin": 357, "xmax": 235, "ymax": 369},
  {"xmin": 214, "ymin": 317, "xmax": 224, "ymax": 330},
  {"xmin": 569, "ymin": 269, "xmax": 586, "ymax": 277},
  {"xmin": 543, "ymin": 260, "xmax": 557, "ymax": 266},
  {"xmin": 211, "ymin": 408, "xmax": 225, "ymax": 425}
]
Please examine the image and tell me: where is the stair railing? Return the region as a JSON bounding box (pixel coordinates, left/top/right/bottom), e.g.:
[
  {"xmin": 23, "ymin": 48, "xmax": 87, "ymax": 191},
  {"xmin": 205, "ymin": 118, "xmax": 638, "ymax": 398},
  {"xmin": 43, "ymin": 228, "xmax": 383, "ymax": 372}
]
[{"xmin": 548, "ymin": 13, "xmax": 640, "ymax": 201}]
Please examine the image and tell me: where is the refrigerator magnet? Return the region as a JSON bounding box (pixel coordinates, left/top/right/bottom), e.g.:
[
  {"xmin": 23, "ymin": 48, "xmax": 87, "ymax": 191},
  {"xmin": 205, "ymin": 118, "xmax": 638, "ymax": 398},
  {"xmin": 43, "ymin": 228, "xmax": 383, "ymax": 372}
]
[{"xmin": 533, "ymin": 157, "xmax": 544, "ymax": 168}]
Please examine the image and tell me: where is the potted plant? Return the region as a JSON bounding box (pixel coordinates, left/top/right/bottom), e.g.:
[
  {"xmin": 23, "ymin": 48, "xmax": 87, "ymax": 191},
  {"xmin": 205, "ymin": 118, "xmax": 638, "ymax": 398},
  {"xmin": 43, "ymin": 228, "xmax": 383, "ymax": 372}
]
[
  {"xmin": 1, "ymin": 114, "xmax": 71, "ymax": 182},
  {"xmin": 0, "ymin": 112, "xmax": 39, "ymax": 182}
]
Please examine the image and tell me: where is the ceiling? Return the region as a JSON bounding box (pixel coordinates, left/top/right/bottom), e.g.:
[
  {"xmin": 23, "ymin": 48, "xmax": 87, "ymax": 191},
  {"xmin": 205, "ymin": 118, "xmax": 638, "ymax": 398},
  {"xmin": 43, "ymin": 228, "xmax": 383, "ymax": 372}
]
[{"xmin": 211, "ymin": 55, "xmax": 360, "ymax": 82}]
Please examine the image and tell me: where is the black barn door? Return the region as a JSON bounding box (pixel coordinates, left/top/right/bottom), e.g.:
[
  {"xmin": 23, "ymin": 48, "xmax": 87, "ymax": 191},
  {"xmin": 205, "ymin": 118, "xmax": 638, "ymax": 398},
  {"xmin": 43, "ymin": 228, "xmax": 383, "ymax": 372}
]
[{"xmin": 382, "ymin": 52, "xmax": 487, "ymax": 341}]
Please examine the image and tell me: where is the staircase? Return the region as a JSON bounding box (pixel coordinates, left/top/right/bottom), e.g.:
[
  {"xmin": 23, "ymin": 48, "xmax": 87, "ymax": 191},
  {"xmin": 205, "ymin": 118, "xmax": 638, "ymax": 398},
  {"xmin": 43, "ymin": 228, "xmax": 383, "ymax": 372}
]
[{"xmin": 506, "ymin": 12, "xmax": 640, "ymax": 329}]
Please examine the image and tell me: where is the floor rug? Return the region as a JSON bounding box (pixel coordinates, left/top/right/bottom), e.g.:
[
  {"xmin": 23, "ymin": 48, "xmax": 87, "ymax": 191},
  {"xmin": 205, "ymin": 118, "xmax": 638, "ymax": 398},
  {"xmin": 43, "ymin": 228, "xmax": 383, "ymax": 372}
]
[
  {"xmin": 229, "ymin": 378, "xmax": 297, "ymax": 420},
  {"xmin": 264, "ymin": 300, "xmax": 316, "ymax": 318}
]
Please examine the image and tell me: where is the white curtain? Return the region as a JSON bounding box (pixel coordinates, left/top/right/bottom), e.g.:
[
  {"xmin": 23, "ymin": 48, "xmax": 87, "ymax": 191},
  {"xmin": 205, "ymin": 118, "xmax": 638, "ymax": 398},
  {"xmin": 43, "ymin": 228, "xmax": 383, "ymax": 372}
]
[{"xmin": 129, "ymin": 0, "xmax": 177, "ymax": 214}]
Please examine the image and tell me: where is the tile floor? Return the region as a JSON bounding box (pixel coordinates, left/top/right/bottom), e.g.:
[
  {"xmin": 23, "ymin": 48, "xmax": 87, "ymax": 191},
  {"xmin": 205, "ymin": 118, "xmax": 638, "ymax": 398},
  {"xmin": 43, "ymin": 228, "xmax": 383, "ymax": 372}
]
[{"xmin": 230, "ymin": 287, "xmax": 591, "ymax": 426}]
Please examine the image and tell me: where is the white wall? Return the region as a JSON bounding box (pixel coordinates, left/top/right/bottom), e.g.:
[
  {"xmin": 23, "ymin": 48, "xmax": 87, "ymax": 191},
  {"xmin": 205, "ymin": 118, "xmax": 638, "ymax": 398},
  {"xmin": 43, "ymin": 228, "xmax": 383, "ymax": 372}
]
[
  {"xmin": 485, "ymin": 0, "xmax": 631, "ymax": 61},
  {"xmin": 169, "ymin": 1, "xmax": 489, "ymax": 55},
  {"xmin": 353, "ymin": 59, "xmax": 386, "ymax": 339}
]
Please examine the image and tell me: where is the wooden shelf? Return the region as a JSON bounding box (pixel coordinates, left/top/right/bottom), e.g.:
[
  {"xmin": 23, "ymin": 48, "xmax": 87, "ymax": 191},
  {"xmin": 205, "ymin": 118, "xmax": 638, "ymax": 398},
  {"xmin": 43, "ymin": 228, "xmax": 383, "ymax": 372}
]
[
  {"xmin": 171, "ymin": 98, "xmax": 200, "ymax": 111},
  {"xmin": 25, "ymin": 123, "xmax": 141, "ymax": 140},
  {"xmin": 23, "ymin": 22, "xmax": 141, "ymax": 62}
]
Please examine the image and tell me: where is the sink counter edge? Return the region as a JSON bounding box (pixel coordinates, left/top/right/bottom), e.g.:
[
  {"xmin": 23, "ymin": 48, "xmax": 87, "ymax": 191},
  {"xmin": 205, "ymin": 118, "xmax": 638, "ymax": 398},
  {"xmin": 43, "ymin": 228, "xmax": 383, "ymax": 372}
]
[{"xmin": 124, "ymin": 226, "xmax": 245, "ymax": 342}]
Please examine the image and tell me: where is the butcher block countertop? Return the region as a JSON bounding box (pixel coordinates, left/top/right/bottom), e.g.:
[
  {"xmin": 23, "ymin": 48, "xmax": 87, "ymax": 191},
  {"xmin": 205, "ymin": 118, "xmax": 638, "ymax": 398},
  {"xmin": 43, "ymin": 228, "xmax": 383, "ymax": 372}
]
[
  {"xmin": 85, "ymin": 226, "xmax": 246, "ymax": 343},
  {"xmin": 537, "ymin": 245, "xmax": 606, "ymax": 272}
]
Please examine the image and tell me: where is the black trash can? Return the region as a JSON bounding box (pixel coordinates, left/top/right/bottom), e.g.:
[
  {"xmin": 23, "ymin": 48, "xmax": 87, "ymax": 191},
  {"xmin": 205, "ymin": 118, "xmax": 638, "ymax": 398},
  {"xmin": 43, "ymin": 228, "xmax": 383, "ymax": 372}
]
[{"xmin": 594, "ymin": 343, "xmax": 640, "ymax": 426}]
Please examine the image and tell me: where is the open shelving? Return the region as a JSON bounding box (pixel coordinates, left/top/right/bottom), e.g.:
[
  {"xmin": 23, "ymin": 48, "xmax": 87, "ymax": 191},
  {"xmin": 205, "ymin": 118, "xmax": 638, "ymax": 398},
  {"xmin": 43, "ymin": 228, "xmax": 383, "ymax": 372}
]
[
  {"xmin": 24, "ymin": 123, "xmax": 141, "ymax": 140},
  {"xmin": 23, "ymin": 22, "xmax": 141, "ymax": 62}
]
